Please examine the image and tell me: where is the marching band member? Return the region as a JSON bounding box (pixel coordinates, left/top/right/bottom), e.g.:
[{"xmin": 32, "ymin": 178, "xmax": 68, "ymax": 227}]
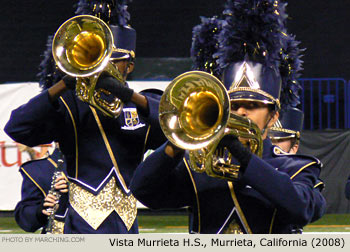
[
  {"xmin": 15, "ymin": 147, "xmax": 68, "ymax": 234},
  {"xmin": 130, "ymin": 0, "xmax": 325, "ymax": 233},
  {"xmin": 269, "ymin": 107, "xmax": 326, "ymax": 231},
  {"xmin": 269, "ymin": 107, "xmax": 304, "ymax": 155},
  {"xmin": 5, "ymin": 0, "xmax": 165, "ymax": 234}
]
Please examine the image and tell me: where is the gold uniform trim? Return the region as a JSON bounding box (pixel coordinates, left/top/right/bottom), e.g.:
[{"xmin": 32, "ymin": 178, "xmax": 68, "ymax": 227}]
[
  {"xmin": 290, "ymin": 162, "xmax": 317, "ymax": 180},
  {"xmin": 269, "ymin": 127, "xmax": 300, "ymax": 140},
  {"xmin": 47, "ymin": 158, "xmax": 58, "ymax": 168},
  {"xmin": 227, "ymin": 181, "xmax": 252, "ymax": 234},
  {"xmin": 269, "ymin": 127, "xmax": 298, "ymax": 135},
  {"xmin": 89, "ymin": 106, "xmax": 128, "ymax": 190},
  {"xmin": 141, "ymin": 125, "xmax": 151, "ymax": 162},
  {"xmin": 183, "ymin": 158, "xmax": 201, "ymax": 233},
  {"xmin": 314, "ymin": 181, "xmax": 324, "ymax": 189},
  {"xmin": 20, "ymin": 167, "xmax": 47, "ymax": 197},
  {"xmin": 89, "ymin": 106, "xmax": 137, "ymax": 229},
  {"xmin": 269, "ymin": 209, "xmax": 277, "ymax": 233},
  {"xmin": 69, "ymin": 177, "xmax": 137, "ymax": 230},
  {"xmin": 50, "ymin": 220, "xmax": 65, "ymax": 234},
  {"xmin": 59, "ymin": 97, "xmax": 79, "ymax": 178},
  {"xmin": 47, "ymin": 157, "xmax": 68, "ymax": 181}
]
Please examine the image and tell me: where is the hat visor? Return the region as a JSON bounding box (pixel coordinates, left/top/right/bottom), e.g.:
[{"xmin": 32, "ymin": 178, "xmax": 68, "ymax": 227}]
[
  {"xmin": 229, "ymin": 90, "xmax": 275, "ymax": 105},
  {"xmin": 110, "ymin": 52, "xmax": 131, "ymax": 60},
  {"xmin": 268, "ymin": 130, "xmax": 296, "ymax": 140}
]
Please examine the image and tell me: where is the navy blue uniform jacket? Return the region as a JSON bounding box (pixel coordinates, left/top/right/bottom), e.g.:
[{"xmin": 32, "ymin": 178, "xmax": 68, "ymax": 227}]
[
  {"xmin": 130, "ymin": 139, "xmax": 325, "ymax": 234},
  {"xmin": 5, "ymin": 89, "xmax": 165, "ymax": 233},
  {"xmin": 345, "ymin": 176, "xmax": 350, "ymax": 200},
  {"xmin": 15, "ymin": 149, "xmax": 68, "ymax": 233},
  {"xmin": 312, "ymin": 180, "xmax": 326, "ymax": 222}
]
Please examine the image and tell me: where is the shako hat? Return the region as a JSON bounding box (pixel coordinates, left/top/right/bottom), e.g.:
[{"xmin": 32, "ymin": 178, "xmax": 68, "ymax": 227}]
[
  {"xmin": 214, "ymin": 0, "xmax": 289, "ymax": 110},
  {"xmin": 75, "ymin": 0, "xmax": 136, "ymax": 60}
]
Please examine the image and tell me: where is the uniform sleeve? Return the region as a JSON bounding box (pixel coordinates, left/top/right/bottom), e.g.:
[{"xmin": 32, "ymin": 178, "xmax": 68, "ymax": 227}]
[
  {"xmin": 4, "ymin": 90, "xmax": 63, "ymax": 146},
  {"xmin": 14, "ymin": 171, "xmax": 47, "ymax": 232},
  {"xmin": 311, "ymin": 188, "xmax": 326, "ymax": 222},
  {"xmin": 241, "ymin": 155, "xmax": 321, "ymax": 226},
  {"xmin": 130, "ymin": 142, "xmax": 193, "ymax": 209},
  {"xmin": 140, "ymin": 92, "xmax": 167, "ymax": 150}
]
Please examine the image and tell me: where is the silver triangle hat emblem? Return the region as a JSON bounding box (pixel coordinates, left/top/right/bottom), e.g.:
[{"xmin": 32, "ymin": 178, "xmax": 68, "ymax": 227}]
[{"xmin": 229, "ymin": 61, "xmax": 261, "ymax": 91}]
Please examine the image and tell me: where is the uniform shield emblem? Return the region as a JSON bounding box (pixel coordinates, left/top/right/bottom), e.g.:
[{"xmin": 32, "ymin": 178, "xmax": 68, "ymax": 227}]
[
  {"xmin": 125, "ymin": 110, "xmax": 139, "ymax": 127},
  {"xmin": 122, "ymin": 108, "xmax": 145, "ymax": 130}
]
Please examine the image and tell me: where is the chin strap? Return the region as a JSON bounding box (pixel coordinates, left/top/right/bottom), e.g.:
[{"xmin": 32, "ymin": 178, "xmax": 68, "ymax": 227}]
[{"xmin": 261, "ymin": 111, "xmax": 276, "ymax": 136}]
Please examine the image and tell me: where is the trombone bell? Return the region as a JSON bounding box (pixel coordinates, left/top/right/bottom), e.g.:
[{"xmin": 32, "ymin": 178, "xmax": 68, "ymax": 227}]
[
  {"xmin": 159, "ymin": 71, "xmax": 230, "ymax": 150},
  {"xmin": 52, "ymin": 15, "xmax": 113, "ymax": 77},
  {"xmin": 52, "ymin": 15, "xmax": 125, "ymax": 118},
  {"xmin": 67, "ymin": 31, "xmax": 105, "ymax": 70},
  {"xmin": 159, "ymin": 70, "xmax": 263, "ymax": 181},
  {"xmin": 180, "ymin": 90, "xmax": 223, "ymax": 138}
]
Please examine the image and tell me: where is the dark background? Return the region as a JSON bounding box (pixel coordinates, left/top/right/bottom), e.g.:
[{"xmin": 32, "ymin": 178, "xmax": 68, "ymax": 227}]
[
  {"xmin": 299, "ymin": 130, "xmax": 350, "ymax": 214},
  {"xmin": 1, "ymin": 1, "xmax": 350, "ymax": 83}
]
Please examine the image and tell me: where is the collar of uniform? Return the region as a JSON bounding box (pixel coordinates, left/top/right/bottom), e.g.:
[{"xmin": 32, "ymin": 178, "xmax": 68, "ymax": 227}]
[
  {"xmin": 272, "ymin": 146, "xmax": 293, "ymax": 156},
  {"xmin": 49, "ymin": 148, "xmax": 60, "ymax": 161}
]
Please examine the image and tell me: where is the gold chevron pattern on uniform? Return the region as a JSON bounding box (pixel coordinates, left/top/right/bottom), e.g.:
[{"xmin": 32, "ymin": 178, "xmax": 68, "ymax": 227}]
[
  {"xmin": 69, "ymin": 177, "xmax": 137, "ymax": 230},
  {"xmin": 222, "ymin": 220, "xmax": 244, "ymax": 234},
  {"xmin": 51, "ymin": 220, "xmax": 65, "ymax": 234}
]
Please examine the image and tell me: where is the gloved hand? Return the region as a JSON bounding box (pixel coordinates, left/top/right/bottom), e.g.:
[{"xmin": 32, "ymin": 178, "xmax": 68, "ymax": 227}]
[
  {"xmin": 36, "ymin": 199, "xmax": 49, "ymax": 223},
  {"xmin": 62, "ymin": 75, "xmax": 76, "ymax": 90},
  {"xmin": 96, "ymin": 74, "xmax": 134, "ymax": 103},
  {"xmin": 217, "ymin": 135, "xmax": 252, "ymax": 173}
]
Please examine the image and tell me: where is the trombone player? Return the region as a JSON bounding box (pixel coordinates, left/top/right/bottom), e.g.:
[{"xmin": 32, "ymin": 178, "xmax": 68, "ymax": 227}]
[
  {"xmin": 130, "ymin": 0, "xmax": 325, "ymax": 233},
  {"xmin": 4, "ymin": 0, "xmax": 166, "ymax": 234}
]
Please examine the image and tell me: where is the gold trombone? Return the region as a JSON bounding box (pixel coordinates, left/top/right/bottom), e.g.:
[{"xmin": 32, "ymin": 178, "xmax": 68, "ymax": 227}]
[
  {"xmin": 52, "ymin": 15, "xmax": 125, "ymax": 118},
  {"xmin": 159, "ymin": 71, "xmax": 262, "ymax": 181}
]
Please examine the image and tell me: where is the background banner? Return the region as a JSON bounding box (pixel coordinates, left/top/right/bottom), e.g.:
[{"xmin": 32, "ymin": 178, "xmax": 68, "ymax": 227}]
[{"xmin": 0, "ymin": 83, "xmax": 42, "ymax": 210}]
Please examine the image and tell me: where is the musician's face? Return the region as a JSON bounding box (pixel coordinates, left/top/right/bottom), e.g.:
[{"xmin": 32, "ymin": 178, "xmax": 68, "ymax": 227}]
[
  {"xmin": 231, "ymin": 101, "xmax": 279, "ymax": 139},
  {"xmin": 110, "ymin": 59, "xmax": 135, "ymax": 80}
]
